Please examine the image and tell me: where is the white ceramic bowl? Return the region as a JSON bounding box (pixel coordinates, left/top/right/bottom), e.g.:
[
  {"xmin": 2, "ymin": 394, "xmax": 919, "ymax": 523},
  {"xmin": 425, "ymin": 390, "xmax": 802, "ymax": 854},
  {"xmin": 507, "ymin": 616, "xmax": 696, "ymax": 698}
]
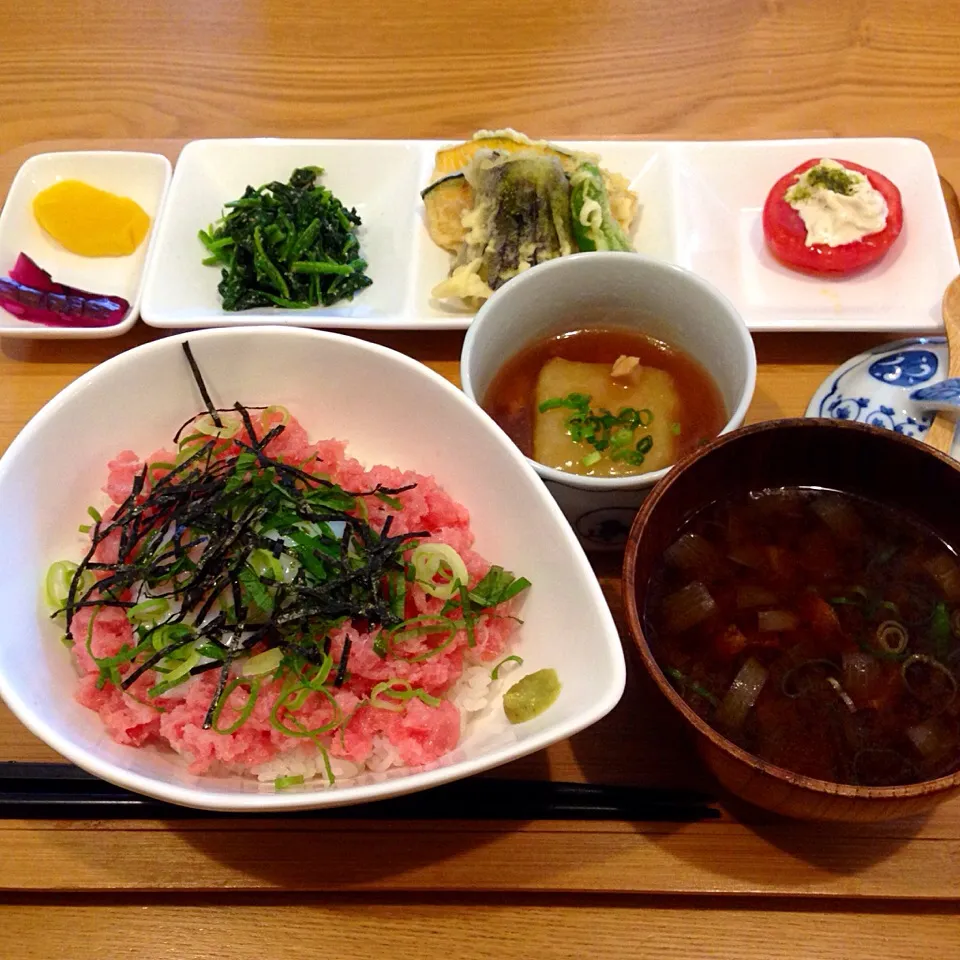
[
  {"xmin": 0, "ymin": 327, "xmax": 625, "ymax": 811},
  {"xmin": 0, "ymin": 150, "xmax": 172, "ymax": 338},
  {"xmin": 461, "ymin": 253, "xmax": 757, "ymax": 549}
]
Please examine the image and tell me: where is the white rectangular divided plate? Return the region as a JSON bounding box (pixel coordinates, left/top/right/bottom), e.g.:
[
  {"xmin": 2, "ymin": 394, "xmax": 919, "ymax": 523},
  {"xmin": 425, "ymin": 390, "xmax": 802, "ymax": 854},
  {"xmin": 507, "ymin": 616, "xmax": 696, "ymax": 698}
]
[{"xmin": 140, "ymin": 137, "xmax": 959, "ymax": 333}]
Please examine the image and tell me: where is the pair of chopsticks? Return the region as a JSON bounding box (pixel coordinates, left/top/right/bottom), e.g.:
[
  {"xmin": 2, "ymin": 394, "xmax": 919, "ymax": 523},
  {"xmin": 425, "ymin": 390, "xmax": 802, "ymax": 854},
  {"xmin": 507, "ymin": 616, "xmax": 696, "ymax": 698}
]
[{"xmin": 0, "ymin": 762, "xmax": 719, "ymax": 821}]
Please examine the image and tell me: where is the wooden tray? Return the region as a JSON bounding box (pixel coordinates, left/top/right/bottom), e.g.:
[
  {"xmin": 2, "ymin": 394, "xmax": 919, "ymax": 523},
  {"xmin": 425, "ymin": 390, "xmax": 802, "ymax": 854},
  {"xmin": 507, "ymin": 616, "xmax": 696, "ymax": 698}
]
[{"xmin": 1, "ymin": 140, "xmax": 960, "ymax": 898}]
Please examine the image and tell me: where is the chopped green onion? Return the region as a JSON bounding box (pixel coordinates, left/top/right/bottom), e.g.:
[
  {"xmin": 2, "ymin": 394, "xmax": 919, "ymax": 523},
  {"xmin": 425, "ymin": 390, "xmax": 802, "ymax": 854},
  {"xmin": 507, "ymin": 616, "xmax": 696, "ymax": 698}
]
[
  {"xmin": 411, "ymin": 543, "xmax": 469, "ymax": 601},
  {"xmin": 459, "ymin": 582, "xmax": 476, "ymax": 648},
  {"xmin": 550, "ymin": 396, "xmax": 656, "ymax": 465},
  {"xmin": 369, "ymin": 679, "xmax": 411, "ymax": 711},
  {"xmin": 150, "ymin": 623, "xmax": 194, "ymax": 652},
  {"xmin": 616, "ymin": 408, "xmax": 640, "ymax": 429},
  {"xmin": 248, "ymin": 547, "xmax": 285, "ymax": 582},
  {"xmin": 491, "ymin": 655, "xmax": 524, "ymax": 680},
  {"xmin": 370, "ymin": 678, "xmax": 442, "ymax": 710},
  {"xmin": 148, "ymin": 461, "xmax": 177, "ymax": 484},
  {"xmin": 385, "ymin": 615, "xmax": 461, "ymax": 662},
  {"xmin": 128, "ymin": 597, "xmax": 171, "ymax": 624},
  {"xmin": 196, "ymin": 643, "xmax": 227, "ymax": 661},
  {"xmin": 151, "ymin": 649, "xmax": 201, "ymax": 692},
  {"xmin": 902, "ymin": 654, "xmax": 958, "ymax": 707},
  {"xmin": 242, "ymin": 647, "xmax": 284, "ymax": 677},
  {"xmin": 274, "ymin": 774, "xmax": 304, "ymax": 790},
  {"xmin": 538, "ymin": 392, "xmax": 591, "ymax": 414},
  {"xmin": 193, "ymin": 412, "xmax": 241, "ymax": 440},
  {"xmin": 665, "ymin": 666, "xmax": 720, "ymax": 708},
  {"xmin": 876, "ymin": 620, "xmax": 909, "ymax": 656},
  {"xmin": 44, "ymin": 560, "xmax": 87, "ymax": 613},
  {"xmin": 260, "ymin": 405, "xmax": 291, "ymax": 430},
  {"xmin": 212, "ymin": 678, "xmax": 263, "ymax": 734},
  {"xmin": 269, "ymin": 682, "xmax": 341, "ymax": 737}
]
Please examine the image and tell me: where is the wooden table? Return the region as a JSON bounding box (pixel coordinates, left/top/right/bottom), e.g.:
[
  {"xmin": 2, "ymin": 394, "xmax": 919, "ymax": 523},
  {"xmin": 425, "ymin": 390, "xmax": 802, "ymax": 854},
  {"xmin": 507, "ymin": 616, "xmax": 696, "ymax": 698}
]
[{"xmin": 3, "ymin": 1, "xmax": 960, "ymax": 956}]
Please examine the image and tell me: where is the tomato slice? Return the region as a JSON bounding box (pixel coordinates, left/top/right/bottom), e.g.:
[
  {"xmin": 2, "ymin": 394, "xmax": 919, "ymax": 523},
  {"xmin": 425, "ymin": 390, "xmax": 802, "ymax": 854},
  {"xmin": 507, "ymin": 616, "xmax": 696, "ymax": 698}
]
[{"xmin": 762, "ymin": 158, "xmax": 903, "ymax": 276}]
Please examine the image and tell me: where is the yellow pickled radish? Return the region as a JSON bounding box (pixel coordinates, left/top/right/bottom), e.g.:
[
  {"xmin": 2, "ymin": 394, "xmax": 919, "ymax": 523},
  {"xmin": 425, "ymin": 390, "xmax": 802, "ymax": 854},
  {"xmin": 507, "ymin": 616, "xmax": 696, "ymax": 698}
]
[{"xmin": 32, "ymin": 180, "xmax": 150, "ymax": 257}]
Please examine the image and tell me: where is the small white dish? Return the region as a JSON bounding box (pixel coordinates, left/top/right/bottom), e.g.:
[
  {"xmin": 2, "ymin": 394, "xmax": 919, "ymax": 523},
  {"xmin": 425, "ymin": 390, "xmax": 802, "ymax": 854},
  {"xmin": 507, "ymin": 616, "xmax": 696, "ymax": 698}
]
[
  {"xmin": 140, "ymin": 139, "xmax": 422, "ymax": 328},
  {"xmin": 0, "ymin": 326, "xmax": 625, "ymax": 812},
  {"xmin": 0, "ymin": 151, "xmax": 172, "ymax": 338},
  {"xmin": 806, "ymin": 336, "xmax": 947, "ymax": 440},
  {"xmin": 673, "ymin": 138, "xmax": 958, "ymax": 333},
  {"xmin": 461, "ymin": 252, "xmax": 756, "ymax": 549}
]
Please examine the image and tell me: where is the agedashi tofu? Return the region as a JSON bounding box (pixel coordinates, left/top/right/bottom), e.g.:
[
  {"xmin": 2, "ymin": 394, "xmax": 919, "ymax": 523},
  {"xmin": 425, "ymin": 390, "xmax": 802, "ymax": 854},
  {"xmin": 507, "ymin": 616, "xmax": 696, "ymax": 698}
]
[{"xmin": 534, "ymin": 357, "xmax": 679, "ymax": 477}]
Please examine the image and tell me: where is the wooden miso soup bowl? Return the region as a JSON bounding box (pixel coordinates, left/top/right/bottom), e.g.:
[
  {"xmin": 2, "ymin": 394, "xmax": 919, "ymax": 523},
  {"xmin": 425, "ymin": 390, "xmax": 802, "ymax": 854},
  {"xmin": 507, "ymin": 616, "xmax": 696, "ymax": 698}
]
[{"xmin": 622, "ymin": 418, "xmax": 960, "ymax": 822}]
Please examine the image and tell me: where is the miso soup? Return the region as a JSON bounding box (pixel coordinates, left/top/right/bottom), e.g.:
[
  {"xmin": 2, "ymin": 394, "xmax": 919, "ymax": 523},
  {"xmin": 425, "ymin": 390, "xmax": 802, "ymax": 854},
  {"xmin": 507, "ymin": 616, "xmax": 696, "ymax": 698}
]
[{"xmin": 646, "ymin": 487, "xmax": 960, "ymax": 787}]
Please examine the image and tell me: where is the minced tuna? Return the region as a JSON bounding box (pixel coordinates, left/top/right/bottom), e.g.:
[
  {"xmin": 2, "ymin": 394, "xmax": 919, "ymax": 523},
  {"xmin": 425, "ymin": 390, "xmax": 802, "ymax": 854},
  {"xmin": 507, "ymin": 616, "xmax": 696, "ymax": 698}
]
[{"xmin": 56, "ymin": 408, "xmax": 526, "ymax": 786}]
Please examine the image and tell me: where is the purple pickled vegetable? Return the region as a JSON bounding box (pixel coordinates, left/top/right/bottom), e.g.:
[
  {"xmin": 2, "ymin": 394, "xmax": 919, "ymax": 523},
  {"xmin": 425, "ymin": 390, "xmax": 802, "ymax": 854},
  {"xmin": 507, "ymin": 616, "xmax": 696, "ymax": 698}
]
[{"xmin": 0, "ymin": 253, "xmax": 129, "ymax": 328}]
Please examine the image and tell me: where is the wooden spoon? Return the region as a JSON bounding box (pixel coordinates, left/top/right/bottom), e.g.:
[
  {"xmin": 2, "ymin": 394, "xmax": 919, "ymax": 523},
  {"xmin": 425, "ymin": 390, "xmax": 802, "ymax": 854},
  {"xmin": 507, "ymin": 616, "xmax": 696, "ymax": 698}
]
[{"xmin": 925, "ymin": 275, "xmax": 960, "ymax": 455}]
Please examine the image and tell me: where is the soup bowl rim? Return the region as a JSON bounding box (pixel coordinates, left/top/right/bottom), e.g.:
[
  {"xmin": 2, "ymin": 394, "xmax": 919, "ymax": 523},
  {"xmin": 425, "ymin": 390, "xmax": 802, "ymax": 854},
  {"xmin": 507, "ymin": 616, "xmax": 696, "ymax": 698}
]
[
  {"xmin": 460, "ymin": 251, "xmax": 757, "ymax": 492},
  {"xmin": 622, "ymin": 416, "xmax": 960, "ymax": 801}
]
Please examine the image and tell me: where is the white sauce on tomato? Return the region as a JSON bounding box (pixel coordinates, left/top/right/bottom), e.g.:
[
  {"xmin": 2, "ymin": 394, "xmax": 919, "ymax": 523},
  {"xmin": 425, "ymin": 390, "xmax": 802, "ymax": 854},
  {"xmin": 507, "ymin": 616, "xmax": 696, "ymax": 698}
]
[{"xmin": 785, "ymin": 158, "xmax": 888, "ymax": 247}]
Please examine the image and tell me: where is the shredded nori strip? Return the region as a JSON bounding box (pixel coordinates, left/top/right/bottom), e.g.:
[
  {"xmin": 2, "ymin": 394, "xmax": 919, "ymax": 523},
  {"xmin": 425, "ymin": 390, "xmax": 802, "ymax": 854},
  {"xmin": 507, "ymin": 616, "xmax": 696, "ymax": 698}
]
[
  {"xmin": 334, "ymin": 635, "xmax": 352, "ymax": 688},
  {"xmin": 181, "ymin": 342, "xmax": 222, "ymax": 428}
]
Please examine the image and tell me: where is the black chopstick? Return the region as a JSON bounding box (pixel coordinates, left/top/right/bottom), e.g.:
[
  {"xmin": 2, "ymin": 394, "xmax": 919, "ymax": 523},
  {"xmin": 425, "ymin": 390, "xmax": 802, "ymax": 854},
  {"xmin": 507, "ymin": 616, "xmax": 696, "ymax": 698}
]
[{"xmin": 0, "ymin": 762, "xmax": 719, "ymax": 821}]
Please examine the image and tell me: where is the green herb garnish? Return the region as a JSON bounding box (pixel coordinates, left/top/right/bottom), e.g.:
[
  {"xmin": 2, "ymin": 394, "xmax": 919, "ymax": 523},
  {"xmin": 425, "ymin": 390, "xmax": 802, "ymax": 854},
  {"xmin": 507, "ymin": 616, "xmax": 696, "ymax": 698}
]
[
  {"xmin": 806, "ymin": 163, "xmax": 858, "ymax": 195},
  {"xmin": 785, "ymin": 160, "xmax": 860, "ymax": 202},
  {"xmin": 539, "ymin": 392, "xmax": 655, "ymax": 468},
  {"xmin": 467, "ymin": 565, "xmax": 532, "ymax": 610},
  {"xmin": 665, "ymin": 666, "xmax": 720, "ymax": 708}
]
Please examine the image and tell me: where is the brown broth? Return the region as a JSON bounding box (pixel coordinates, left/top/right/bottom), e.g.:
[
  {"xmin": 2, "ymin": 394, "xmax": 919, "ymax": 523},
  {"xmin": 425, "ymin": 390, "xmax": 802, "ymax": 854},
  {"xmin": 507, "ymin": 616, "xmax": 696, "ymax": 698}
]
[
  {"xmin": 482, "ymin": 327, "xmax": 726, "ymax": 465},
  {"xmin": 645, "ymin": 487, "xmax": 960, "ymax": 787}
]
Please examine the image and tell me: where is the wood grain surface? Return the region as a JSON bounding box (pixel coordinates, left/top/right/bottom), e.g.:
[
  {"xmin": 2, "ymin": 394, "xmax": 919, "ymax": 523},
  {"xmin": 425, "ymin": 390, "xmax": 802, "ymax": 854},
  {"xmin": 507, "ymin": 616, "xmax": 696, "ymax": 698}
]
[
  {"xmin": 3, "ymin": 0, "xmax": 960, "ymax": 954},
  {"xmin": 2, "ymin": 894, "xmax": 959, "ymax": 960}
]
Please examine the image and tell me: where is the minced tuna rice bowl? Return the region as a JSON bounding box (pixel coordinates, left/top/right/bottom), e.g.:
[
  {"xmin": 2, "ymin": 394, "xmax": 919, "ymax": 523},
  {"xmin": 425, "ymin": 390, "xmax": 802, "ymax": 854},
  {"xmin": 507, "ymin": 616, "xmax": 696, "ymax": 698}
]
[{"xmin": 43, "ymin": 345, "xmax": 538, "ymax": 789}]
